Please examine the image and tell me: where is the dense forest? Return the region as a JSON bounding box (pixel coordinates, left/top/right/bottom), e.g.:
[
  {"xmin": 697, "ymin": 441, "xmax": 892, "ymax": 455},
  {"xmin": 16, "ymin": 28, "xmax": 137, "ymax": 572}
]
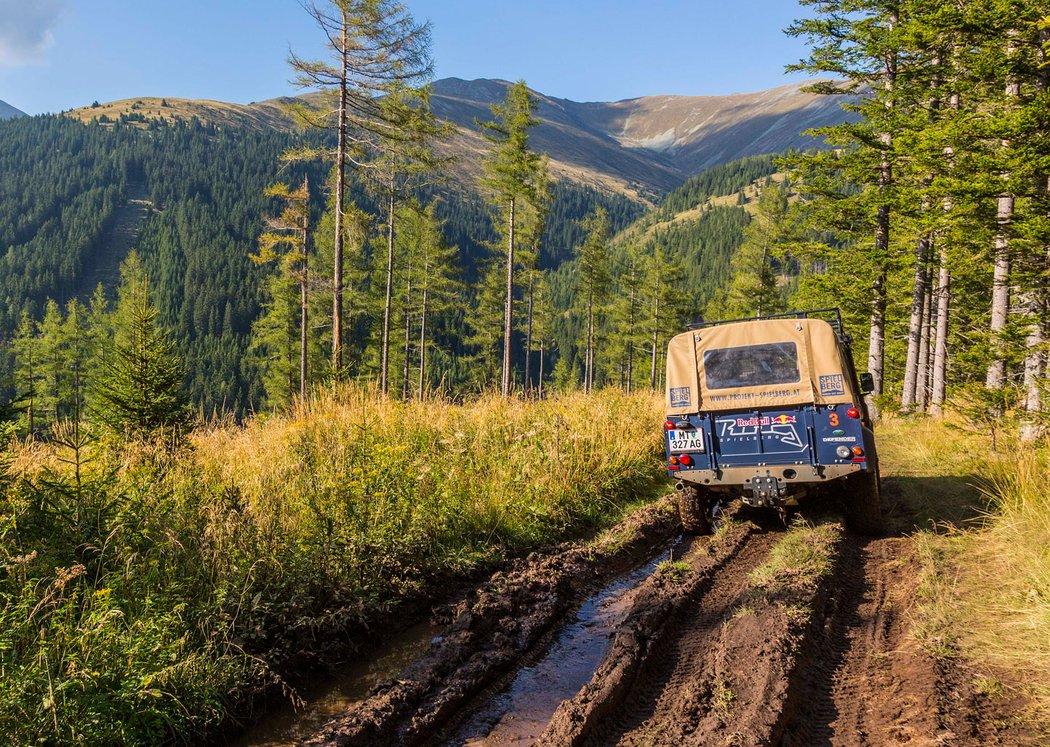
[{"xmin": 0, "ymin": 112, "xmax": 648, "ymax": 422}]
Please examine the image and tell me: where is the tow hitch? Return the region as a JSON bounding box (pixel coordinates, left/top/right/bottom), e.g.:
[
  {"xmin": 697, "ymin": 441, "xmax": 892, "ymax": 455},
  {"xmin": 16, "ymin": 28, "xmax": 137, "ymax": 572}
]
[{"xmin": 744, "ymin": 474, "xmax": 787, "ymax": 507}]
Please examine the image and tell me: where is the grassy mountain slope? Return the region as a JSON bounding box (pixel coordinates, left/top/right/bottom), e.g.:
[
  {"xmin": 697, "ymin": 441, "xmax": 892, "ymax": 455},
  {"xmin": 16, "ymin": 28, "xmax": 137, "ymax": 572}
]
[{"xmin": 67, "ymin": 78, "xmax": 851, "ymax": 200}]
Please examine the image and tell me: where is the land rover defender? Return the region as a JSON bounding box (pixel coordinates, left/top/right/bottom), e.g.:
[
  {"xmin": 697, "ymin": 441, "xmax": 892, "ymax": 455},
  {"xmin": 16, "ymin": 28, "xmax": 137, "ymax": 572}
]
[{"xmin": 663, "ymin": 309, "xmax": 882, "ymax": 534}]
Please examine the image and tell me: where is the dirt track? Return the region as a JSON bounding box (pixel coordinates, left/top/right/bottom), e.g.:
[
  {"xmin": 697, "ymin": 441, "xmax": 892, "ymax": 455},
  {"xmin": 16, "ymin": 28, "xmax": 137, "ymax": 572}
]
[{"xmin": 291, "ymin": 499, "xmax": 1032, "ymax": 747}]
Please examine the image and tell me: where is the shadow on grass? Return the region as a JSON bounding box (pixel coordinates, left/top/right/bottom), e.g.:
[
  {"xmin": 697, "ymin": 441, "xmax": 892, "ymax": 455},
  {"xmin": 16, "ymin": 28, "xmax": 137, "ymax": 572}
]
[{"xmin": 882, "ymin": 474, "xmax": 992, "ymax": 534}]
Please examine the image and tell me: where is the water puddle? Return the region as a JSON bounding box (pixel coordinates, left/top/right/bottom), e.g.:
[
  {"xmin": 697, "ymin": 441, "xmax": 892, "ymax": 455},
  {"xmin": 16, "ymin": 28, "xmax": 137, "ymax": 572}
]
[
  {"xmin": 442, "ymin": 547, "xmax": 674, "ymax": 746},
  {"xmin": 230, "ymin": 619, "xmax": 439, "ymax": 747}
]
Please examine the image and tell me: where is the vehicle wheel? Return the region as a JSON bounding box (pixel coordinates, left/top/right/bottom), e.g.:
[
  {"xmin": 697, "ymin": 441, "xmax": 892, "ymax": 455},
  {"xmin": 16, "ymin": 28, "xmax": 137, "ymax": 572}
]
[
  {"xmin": 676, "ymin": 483, "xmax": 711, "ymax": 534},
  {"xmin": 845, "ymin": 471, "xmax": 884, "ymax": 536}
]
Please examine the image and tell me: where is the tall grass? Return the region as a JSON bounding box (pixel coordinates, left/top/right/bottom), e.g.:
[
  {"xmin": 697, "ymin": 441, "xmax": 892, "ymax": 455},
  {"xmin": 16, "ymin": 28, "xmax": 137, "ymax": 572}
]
[
  {"xmin": 958, "ymin": 448, "xmax": 1050, "ymax": 715},
  {"xmin": 0, "ymin": 388, "xmax": 666, "ymax": 744},
  {"xmin": 882, "ymin": 417, "xmax": 1050, "ymax": 724}
]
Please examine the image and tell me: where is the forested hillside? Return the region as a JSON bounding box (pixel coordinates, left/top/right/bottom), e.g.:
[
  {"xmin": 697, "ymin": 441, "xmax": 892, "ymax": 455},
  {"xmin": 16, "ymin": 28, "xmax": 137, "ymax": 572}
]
[{"xmin": 0, "ymin": 114, "xmax": 645, "ymax": 416}]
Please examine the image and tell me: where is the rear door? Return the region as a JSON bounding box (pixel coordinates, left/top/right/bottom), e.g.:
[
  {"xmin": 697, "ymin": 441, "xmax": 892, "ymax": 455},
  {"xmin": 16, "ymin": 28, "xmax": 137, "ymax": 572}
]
[{"xmin": 711, "ymin": 408, "xmax": 813, "ymax": 467}]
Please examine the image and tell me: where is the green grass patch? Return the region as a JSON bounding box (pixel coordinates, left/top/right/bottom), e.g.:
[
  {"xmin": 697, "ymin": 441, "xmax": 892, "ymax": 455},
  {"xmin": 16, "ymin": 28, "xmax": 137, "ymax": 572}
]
[
  {"xmin": 882, "ymin": 416, "xmax": 1050, "ymax": 729},
  {"xmin": 748, "ymin": 518, "xmax": 840, "ymax": 593}
]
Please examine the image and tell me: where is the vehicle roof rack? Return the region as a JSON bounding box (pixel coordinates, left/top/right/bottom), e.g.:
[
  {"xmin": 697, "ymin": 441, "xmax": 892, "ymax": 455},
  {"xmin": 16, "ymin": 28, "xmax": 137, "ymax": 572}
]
[{"xmin": 687, "ymin": 308, "xmax": 849, "ymax": 341}]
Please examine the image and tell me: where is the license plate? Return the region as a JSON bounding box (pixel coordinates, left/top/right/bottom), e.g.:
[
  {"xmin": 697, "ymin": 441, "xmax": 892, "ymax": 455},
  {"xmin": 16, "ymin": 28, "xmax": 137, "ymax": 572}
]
[{"xmin": 668, "ymin": 430, "xmax": 704, "ymax": 452}]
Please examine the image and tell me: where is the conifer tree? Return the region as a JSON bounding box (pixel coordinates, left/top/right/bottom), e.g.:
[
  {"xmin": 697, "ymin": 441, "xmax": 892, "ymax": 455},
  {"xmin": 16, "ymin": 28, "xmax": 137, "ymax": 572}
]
[
  {"xmin": 787, "ymin": 0, "xmax": 905, "ymax": 414},
  {"xmin": 95, "ymin": 277, "xmax": 189, "ymax": 437},
  {"xmin": 607, "ymin": 246, "xmax": 646, "ymax": 392},
  {"xmin": 12, "ymin": 312, "xmax": 38, "ymax": 435},
  {"xmin": 574, "ymin": 207, "xmax": 611, "ymax": 393},
  {"xmin": 288, "ymin": 0, "xmax": 433, "ymax": 375},
  {"xmin": 252, "ymin": 179, "xmax": 312, "ymax": 402},
  {"xmin": 371, "ymin": 84, "xmax": 453, "ymax": 394},
  {"xmin": 706, "ymin": 182, "xmax": 787, "ymax": 320},
  {"xmin": 479, "ymin": 81, "xmax": 551, "ymax": 396},
  {"xmin": 642, "ymin": 243, "xmax": 689, "ymax": 390}
]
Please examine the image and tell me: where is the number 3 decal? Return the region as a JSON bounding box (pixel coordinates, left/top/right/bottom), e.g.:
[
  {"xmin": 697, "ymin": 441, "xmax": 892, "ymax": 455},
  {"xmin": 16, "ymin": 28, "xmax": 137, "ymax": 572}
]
[{"xmin": 829, "ymin": 413, "xmax": 840, "ymax": 427}]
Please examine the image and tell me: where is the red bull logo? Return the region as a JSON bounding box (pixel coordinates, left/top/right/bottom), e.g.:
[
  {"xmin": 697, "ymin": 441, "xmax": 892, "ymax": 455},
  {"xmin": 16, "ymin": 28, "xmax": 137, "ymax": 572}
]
[{"xmin": 734, "ymin": 414, "xmax": 797, "ymax": 427}]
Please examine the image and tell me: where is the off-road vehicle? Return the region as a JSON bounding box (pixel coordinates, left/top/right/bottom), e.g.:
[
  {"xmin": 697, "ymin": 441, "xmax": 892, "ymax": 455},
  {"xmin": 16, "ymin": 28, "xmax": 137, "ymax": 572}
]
[{"xmin": 663, "ymin": 309, "xmax": 882, "ymax": 534}]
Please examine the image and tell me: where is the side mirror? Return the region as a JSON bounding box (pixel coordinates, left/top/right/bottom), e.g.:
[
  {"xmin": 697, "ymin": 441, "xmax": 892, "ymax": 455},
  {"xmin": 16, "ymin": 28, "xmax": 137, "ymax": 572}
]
[{"xmin": 859, "ymin": 372, "xmax": 875, "ymax": 395}]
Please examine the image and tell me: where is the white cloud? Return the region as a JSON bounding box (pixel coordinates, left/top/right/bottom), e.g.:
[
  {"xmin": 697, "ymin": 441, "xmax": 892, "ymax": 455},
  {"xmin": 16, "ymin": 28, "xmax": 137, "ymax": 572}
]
[{"xmin": 0, "ymin": 0, "xmax": 66, "ymax": 66}]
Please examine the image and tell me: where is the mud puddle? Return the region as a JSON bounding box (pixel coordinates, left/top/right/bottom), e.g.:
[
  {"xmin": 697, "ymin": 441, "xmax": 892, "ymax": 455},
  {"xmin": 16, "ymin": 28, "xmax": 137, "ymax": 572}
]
[
  {"xmin": 441, "ymin": 546, "xmax": 678, "ymax": 746},
  {"xmin": 231, "ymin": 619, "xmax": 439, "ymax": 747}
]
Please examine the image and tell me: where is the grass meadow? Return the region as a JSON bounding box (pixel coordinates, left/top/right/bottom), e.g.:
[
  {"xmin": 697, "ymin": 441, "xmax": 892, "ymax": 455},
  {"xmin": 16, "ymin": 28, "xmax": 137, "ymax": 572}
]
[{"xmin": 0, "ymin": 388, "xmax": 666, "ymax": 744}]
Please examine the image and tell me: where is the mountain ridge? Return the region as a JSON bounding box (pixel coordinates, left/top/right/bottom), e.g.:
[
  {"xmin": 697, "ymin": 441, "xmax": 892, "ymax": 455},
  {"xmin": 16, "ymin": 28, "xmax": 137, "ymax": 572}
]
[
  {"xmin": 0, "ymin": 99, "xmax": 25, "ymax": 119},
  {"xmin": 65, "ymin": 78, "xmax": 853, "ymax": 197}
]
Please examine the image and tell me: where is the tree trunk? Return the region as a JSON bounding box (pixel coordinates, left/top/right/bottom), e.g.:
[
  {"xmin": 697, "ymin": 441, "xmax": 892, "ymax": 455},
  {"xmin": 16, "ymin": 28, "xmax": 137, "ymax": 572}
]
[
  {"xmin": 381, "ymin": 185, "xmax": 395, "ymax": 394},
  {"xmin": 501, "ymin": 198, "xmax": 515, "ymax": 397},
  {"xmin": 931, "ymin": 244, "xmax": 951, "ymax": 415},
  {"xmin": 418, "ymin": 285, "xmax": 428, "ymax": 402},
  {"xmin": 987, "ymin": 195, "xmax": 1014, "ymax": 390},
  {"xmin": 987, "ymin": 32, "xmax": 1020, "ymax": 391},
  {"xmin": 524, "ymin": 271, "xmax": 534, "ymax": 395},
  {"xmin": 585, "ymin": 289, "xmax": 594, "ymax": 394},
  {"xmin": 650, "ymin": 294, "xmax": 660, "ymax": 391},
  {"xmin": 867, "ymin": 14, "xmax": 897, "ymax": 420},
  {"xmin": 867, "ymin": 266, "xmax": 887, "ymax": 418},
  {"xmin": 1020, "ymin": 32, "xmax": 1049, "ymax": 441},
  {"xmin": 538, "ymin": 339, "xmax": 544, "ymax": 399},
  {"xmin": 402, "ymin": 277, "xmax": 412, "ymax": 401},
  {"xmin": 918, "ymin": 266, "xmax": 933, "ymax": 410},
  {"xmin": 626, "ymin": 289, "xmax": 635, "ymax": 394},
  {"xmin": 300, "ymin": 185, "xmax": 310, "ymax": 401},
  {"xmin": 902, "ymin": 234, "xmax": 930, "ymax": 409},
  {"xmin": 332, "ymin": 19, "xmax": 348, "ymax": 375}
]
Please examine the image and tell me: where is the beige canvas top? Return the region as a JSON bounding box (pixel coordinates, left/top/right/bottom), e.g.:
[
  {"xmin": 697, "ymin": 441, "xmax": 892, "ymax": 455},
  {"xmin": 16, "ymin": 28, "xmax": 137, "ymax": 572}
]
[{"xmin": 665, "ymin": 318, "xmax": 856, "ymax": 415}]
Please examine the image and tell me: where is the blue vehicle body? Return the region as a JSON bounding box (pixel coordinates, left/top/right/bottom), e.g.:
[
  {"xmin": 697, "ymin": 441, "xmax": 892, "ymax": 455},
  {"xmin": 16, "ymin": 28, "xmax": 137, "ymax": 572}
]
[{"xmin": 663, "ymin": 310, "xmax": 881, "ymax": 528}]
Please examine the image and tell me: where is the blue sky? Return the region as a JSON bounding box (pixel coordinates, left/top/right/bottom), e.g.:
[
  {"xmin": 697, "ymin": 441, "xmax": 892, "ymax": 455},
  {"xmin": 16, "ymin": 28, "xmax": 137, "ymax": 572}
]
[{"xmin": 0, "ymin": 0, "xmax": 814, "ymax": 115}]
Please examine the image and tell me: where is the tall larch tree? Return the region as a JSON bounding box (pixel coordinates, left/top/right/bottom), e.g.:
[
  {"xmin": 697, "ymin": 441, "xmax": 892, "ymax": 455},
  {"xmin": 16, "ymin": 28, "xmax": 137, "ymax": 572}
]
[
  {"xmin": 574, "ymin": 207, "xmax": 611, "ymax": 394},
  {"xmin": 372, "ymin": 83, "xmax": 452, "ymax": 394},
  {"xmin": 251, "ymin": 179, "xmax": 312, "ymax": 402},
  {"xmin": 479, "ymin": 81, "xmax": 550, "ymax": 397},
  {"xmin": 288, "ymin": 0, "xmax": 433, "ymax": 376}
]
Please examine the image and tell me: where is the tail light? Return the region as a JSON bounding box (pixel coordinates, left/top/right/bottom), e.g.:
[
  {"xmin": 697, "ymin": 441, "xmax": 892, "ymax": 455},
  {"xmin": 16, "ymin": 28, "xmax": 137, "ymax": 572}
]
[
  {"xmin": 679, "ymin": 454, "xmax": 693, "ymax": 467},
  {"xmin": 665, "ymin": 421, "xmax": 675, "ymax": 431},
  {"xmin": 669, "ymin": 455, "xmax": 679, "ymax": 465},
  {"xmin": 852, "ymin": 446, "xmax": 864, "ymax": 457},
  {"xmin": 847, "ymin": 407, "xmax": 860, "ymax": 419}
]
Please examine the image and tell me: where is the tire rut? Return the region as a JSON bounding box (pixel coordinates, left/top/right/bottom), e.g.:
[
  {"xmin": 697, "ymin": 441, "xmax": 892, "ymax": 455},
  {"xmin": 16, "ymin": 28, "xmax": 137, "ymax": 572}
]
[
  {"xmin": 577, "ymin": 526, "xmax": 780, "ymax": 746},
  {"xmin": 780, "ymin": 537, "xmax": 948, "ymax": 747}
]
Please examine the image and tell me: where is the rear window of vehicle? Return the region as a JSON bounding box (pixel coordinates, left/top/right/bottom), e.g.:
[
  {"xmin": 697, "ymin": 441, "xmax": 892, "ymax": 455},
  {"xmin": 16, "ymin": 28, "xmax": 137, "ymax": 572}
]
[{"xmin": 703, "ymin": 342, "xmax": 801, "ymax": 390}]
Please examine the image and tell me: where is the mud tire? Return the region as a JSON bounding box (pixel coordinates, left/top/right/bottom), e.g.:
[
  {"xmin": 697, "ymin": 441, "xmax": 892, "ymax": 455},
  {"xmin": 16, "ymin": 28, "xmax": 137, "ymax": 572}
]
[
  {"xmin": 676, "ymin": 484, "xmax": 711, "ymax": 535},
  {"xmin": 845, "ymin": 471, "xmax": 884, "ymax": 536}
]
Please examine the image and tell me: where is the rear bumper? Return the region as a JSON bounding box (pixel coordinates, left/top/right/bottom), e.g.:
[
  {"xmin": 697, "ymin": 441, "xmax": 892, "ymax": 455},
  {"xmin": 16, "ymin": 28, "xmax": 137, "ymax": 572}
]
[{"xmin": 675, "ymin": 463, "xmax": 863, "ymax": 488}]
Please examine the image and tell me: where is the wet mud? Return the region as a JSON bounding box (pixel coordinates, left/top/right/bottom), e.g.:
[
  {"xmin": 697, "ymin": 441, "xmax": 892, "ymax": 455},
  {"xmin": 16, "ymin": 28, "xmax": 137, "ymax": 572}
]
[{"xmin": 281, "ymin": 497, "xmax": 1033, "ymax": 747}]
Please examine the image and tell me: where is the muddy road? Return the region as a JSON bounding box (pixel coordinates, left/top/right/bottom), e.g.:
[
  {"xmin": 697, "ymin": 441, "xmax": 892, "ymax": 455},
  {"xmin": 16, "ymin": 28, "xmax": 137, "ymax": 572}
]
[{"xmin": 234, "ymin": 495, "xmax": 1031, "ymax": 747}]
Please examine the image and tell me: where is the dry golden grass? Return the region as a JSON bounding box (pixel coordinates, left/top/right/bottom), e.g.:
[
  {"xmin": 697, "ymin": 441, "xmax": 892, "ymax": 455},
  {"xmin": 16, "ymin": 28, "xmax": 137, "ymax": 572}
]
[{"xmin": 882, "ymin": 417, "xmax": 1049, "ymax": 724}]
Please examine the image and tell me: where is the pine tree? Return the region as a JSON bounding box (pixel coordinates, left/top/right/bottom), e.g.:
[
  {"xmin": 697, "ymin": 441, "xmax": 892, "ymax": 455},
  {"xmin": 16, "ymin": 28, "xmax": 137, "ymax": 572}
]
[
  {"xmin": 479, "ymin": 81, "xmax": 551, "ymax": 396},
  {"xmin": 574, "ymin": 207, "xmax": 611, "ymax": 393},
  {"xmin": 252, "ymin": 179, "xmax": 312, "ymax": 403},
  {"xmin": 642, "ymin": 243, "xmax": 690, "ymax": 390},
  {"xmin": 12, "ymin": 312, "xmax": 39, "ymax": 435},
  {"xmin": 288, "ymin": 0, "xmax": 433, "ymax": 375},
  {"xmin": 95, "ymin": 277, "xmax": 189, "ymax": 437},
  {"xmin": 606, "ymin": 246, "xmax": 646, "ymax": 392},
  {"xmin": 707, "ymin": 182, "xmax": 787, "ymax": 320},
  {"xmin": 787, "ymin": 0, "xmax": 906, "ymax": 416},
  {"xmin": 371, "ymin": 84, "xmax": 453, "ymax": 394}
]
